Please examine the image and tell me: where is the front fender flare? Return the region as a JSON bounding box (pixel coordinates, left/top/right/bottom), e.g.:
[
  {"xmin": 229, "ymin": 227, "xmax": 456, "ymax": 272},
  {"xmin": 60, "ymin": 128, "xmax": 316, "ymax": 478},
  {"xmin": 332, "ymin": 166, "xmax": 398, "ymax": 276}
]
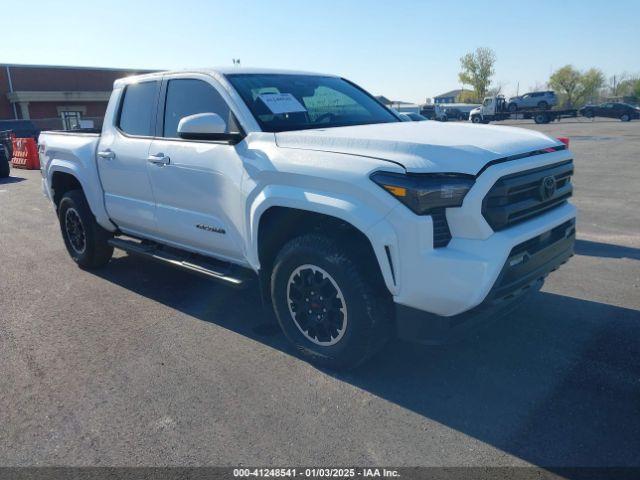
[{"xmin": 246, "ymin": 185, "xmax": 399, "ymax": 295}]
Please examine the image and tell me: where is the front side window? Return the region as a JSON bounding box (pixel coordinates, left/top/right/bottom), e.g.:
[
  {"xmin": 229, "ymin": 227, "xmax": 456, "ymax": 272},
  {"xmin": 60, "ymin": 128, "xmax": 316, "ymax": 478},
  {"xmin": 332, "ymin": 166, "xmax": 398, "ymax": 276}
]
[
  {"xmin": 118, "ymin": 81, "xmax": 158, "ymax": 136},
  {"xmin": 226, "ymin": 74, "xmax": 399, "ymax": 132},
  {"xmin": 162, "ymin": 79, "xmax": 237, "ymax": 138}
]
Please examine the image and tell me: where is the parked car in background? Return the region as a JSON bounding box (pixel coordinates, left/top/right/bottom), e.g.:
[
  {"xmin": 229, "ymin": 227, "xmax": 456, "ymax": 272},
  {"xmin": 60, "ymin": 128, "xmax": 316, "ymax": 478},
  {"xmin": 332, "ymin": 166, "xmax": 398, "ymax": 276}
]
[
  {"xmin": 403, "ymin": 112, "xmax": 428, "ymax": 121},
  {"xmin": 508, "ymin": 91, "xmax": 557, "ymax": 112},
  {"xmin": 441, "ymin": 107, "xmax": 466, "ymax": 121},
  {"xmin": 579, "ymin": 102, "xmax": 640, "ymax": 122},
  {"xmin": 420, "ymin": 105, "xmax": 436, "ymax": 120}
]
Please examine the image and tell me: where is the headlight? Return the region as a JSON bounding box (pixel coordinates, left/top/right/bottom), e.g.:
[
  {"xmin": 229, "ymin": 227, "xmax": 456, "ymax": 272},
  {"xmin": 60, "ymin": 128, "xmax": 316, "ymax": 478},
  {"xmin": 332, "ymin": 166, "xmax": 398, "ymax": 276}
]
[{"xmin": 371, "ymin": 171, "xmax": 475, "ymax": 215}]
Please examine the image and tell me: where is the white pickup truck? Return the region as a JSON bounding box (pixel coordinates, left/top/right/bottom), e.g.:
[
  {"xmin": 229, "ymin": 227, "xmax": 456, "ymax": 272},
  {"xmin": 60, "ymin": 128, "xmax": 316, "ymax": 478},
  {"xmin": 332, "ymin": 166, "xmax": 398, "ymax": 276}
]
[{"xmin": 39, "ymin": 68, "xmax": 576, "ymax": 369}]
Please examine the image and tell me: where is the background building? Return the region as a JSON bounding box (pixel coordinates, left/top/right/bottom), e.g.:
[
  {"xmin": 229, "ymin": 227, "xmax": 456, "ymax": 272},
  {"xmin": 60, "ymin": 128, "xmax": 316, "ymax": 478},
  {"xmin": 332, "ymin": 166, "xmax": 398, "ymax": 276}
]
[
  {"xmin": 433, "ymin": 88, "xmax": 472, "ymax": 104},
  {"xmin": 0, "ymin": 64, "xmax": 153, "ymax": 130}
]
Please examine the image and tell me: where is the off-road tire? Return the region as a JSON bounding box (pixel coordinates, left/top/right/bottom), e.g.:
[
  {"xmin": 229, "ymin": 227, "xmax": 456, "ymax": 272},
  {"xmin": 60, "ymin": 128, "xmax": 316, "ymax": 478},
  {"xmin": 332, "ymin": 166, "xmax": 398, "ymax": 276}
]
[
  {"xmin": 271, "ymin": 234, "xmax": 393, "ymax": 370},
  {"xmin": 58, "ymin": 189, "xmax": 113, "ymax": 268}
]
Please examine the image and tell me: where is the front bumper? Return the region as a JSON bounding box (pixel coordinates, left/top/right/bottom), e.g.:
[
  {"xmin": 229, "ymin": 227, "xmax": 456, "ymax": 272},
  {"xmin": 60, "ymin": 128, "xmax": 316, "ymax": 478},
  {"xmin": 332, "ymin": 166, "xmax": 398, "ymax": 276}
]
[{"xmin": 396, "ymin": 218, "xmax": 575, "ymax": 344}]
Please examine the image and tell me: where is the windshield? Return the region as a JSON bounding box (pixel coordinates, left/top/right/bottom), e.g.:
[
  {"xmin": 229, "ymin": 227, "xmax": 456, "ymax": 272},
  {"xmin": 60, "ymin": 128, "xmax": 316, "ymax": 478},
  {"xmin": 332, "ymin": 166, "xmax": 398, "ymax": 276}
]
[{"xmin": 226, "ymin": 74, "xmax": 400, "ymax": 132}]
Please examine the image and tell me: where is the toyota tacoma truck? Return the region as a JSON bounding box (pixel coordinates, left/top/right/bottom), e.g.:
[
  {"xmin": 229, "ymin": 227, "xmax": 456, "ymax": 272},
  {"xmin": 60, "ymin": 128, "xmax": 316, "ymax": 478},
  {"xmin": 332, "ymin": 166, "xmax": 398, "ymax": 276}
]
[{"xmin": 39, "ymin": 68, "xmax": 576, "ymax": 369}]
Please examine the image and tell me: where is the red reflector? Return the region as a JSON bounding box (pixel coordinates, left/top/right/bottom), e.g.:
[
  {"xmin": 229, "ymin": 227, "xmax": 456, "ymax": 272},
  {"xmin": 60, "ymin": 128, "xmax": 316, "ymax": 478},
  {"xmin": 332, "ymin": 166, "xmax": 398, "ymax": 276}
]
[{"xmin": 558, "ymin": 137, "xmax": 570, "ymax": 148}]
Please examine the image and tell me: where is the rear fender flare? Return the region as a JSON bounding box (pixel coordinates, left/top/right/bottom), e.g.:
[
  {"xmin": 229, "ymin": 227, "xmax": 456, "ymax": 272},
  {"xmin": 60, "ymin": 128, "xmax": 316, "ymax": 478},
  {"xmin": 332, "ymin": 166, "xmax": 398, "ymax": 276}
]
[{"xmin": 47, "ymin": 160, "xmax": 116, "ymax": 232}]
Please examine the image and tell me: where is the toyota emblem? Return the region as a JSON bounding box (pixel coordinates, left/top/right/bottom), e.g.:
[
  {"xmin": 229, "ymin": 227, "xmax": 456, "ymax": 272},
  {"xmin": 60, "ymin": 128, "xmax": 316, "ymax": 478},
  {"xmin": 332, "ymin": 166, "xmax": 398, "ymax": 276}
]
[{"xmin": 539, "ymin": 176, "xmax": 556, "ymax": 200}]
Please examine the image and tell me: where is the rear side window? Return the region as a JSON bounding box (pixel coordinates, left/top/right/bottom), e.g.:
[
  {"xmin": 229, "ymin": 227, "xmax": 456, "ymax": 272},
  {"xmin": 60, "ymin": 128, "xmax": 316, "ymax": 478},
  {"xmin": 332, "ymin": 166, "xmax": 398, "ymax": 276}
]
[
  {"xmin": 118, "ymin": 81, "xmax": 158, "ymax": 136},
  {"xmin": 162, "ymin": 79, "xmax": 236, "ymax": 138}
]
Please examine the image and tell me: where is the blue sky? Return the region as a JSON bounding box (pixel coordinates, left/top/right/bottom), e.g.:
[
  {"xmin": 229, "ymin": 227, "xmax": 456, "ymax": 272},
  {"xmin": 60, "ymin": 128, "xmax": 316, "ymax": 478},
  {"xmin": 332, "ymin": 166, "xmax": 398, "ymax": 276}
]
[{"xmin": 3, "ymin": 0, "xmax": 638, "ymax": 103}]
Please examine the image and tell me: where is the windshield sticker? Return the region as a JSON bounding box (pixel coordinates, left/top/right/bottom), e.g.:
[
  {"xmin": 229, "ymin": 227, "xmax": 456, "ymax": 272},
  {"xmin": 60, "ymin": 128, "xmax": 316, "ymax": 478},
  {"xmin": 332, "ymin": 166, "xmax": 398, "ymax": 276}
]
[{"xmin": 258, "ymin": 93, "xmax": 307, "ymax": 115}]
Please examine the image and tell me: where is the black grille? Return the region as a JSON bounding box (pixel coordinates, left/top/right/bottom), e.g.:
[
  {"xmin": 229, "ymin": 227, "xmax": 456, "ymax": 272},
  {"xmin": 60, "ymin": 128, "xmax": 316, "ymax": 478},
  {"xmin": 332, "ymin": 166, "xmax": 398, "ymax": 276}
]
[
  {"xmin": 482, "ymin": 160, "xmax": 573, "ymax": 231},
  {"xmin": 432, "ymin": 209, "xmax": 452, "ymax": 248}
]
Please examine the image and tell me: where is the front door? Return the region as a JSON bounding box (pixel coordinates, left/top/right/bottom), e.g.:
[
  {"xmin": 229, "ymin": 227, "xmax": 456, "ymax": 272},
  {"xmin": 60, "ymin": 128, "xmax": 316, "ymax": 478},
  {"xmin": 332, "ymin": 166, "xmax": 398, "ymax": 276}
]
[
  {"xmin": 146, "ymin": 76, "xmax": 246, "ymax": 262},
  {"xmin": 97, "ymin": 80, "xmax": 160, "ymax": 236}
]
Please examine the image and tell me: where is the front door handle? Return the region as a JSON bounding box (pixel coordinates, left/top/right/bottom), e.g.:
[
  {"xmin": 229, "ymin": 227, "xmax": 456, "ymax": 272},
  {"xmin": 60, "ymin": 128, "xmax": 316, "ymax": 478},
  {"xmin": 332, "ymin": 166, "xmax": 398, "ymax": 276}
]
[
  {"xmin": 97, "ymin": 149, "xmax": 116, "ymax": 160},
  {"xmin": 147, "ymin": 153, "xmax": 171, "ymax": 166}
]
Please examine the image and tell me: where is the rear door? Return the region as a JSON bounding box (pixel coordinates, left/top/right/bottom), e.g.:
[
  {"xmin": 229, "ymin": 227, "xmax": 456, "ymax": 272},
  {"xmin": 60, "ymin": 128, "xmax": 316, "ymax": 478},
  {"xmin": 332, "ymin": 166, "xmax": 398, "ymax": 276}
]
[
  {"xmin": 97, "ymin": 80, "xmax": 160, "ymax": 235},
  {"xmin": 612, "ymin": 103, "xmax": 624, "ymax": 118},
  {"xmin": 145, "ymin": 75, "xmax": 246, "ymax": 262},
  {"xmin": 601, "ymin": 103, "xmax": 614, "ymax": 118}
]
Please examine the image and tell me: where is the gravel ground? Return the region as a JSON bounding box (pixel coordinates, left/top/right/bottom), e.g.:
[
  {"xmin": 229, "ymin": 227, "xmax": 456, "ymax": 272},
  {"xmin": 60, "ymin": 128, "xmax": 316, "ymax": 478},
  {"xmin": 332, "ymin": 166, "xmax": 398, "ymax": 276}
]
[{"xmin": 1, "ymin": 118, "xmax": 639, "ymax": 467}]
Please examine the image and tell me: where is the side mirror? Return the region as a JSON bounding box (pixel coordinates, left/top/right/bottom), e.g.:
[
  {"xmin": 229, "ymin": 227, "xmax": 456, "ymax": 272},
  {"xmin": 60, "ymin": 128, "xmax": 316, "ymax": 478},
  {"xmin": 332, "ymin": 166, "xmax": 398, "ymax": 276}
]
[{"xmin": 177, "ymin": 113, "xmax": 243, "ymax": 142}]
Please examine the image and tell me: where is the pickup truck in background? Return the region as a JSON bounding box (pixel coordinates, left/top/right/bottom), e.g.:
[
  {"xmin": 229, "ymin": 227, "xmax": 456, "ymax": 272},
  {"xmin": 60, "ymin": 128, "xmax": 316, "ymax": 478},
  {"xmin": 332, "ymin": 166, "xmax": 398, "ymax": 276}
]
[{"xmin": 39, "ymin": 68, "xmax": 576, "ymax": 369}]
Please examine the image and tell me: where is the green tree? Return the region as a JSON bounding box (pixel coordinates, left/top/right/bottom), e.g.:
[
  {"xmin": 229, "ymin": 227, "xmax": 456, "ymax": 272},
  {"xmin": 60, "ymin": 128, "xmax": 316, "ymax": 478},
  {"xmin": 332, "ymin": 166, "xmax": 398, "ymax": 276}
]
[
  {"xmin": 580, "ymin": 68, "xmax": 606, "ymax": 103},
  {"xmin": 549, "ymin": 65, "xmax": 605, "ymax": 107},
  {"xmin": 548, "ymin": 65, "xmax": 582, "ymax": 107},
  {"xmin": 458, "ymin": 47, "xmax": 496, "ymax": 101},
  {"xmin": 458, "ymin": 90, "xmax": 479, "ymax": 103}
]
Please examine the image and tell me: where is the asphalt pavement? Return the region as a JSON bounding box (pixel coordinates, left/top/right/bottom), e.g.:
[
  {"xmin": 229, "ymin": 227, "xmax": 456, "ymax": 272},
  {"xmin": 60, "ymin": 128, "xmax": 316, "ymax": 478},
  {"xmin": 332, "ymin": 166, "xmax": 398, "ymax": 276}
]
[{"xmin": 1, "ymin": 118, "xmax": 639, "ymax": 467}]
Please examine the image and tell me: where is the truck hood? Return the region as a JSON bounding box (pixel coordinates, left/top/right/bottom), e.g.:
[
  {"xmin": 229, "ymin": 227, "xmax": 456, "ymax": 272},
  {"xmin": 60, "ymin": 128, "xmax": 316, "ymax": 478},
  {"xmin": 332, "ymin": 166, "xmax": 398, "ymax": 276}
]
[{"xmin": 275, "ymin": 121, "xmax": 562, "ymax": 175}]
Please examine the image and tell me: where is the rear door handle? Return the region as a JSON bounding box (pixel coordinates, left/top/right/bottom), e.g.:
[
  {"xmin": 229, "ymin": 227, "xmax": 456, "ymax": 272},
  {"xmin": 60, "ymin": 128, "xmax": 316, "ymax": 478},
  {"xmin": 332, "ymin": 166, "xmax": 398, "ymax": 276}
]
[
  {"xmin": 97, "ymin": 149, "xmax": 116, "ymax": 160},
  {"xmin": 147, "ymin": 153, "xmax": 170, "ymax": 166}
]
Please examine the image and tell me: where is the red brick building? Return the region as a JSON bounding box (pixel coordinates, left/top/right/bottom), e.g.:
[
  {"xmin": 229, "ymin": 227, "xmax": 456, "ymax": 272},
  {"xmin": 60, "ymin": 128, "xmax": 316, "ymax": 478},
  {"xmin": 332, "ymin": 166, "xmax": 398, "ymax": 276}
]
[{"xmin": 0, "ymin": 64, "xmax": 153, "ymax": 130}]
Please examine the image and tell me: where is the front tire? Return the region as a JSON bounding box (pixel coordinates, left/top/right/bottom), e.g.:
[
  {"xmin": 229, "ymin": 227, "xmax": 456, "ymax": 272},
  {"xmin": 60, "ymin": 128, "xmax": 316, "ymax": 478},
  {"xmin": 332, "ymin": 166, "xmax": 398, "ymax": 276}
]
[
  {"xmin": 271, "ymin": 234, "xmax": 392, "ymax": 370},
  {"xmin": 58, "ymin": 190, "xmax": 113, "ymax": 268},
  {"xmin": 508, "ymin": 103, "xmax": 518, "ymax": 113},
  {"xmin": 620, "ymin": 114, "xmax": 631, "ymax": 122}
]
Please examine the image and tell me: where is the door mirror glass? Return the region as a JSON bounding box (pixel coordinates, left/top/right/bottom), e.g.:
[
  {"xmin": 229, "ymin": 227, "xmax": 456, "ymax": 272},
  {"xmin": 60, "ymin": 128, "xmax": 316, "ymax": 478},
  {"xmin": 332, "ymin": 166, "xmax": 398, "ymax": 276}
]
[{"xmin": 177, "ymin": 112, "xmax": 227, "ymax": 139}]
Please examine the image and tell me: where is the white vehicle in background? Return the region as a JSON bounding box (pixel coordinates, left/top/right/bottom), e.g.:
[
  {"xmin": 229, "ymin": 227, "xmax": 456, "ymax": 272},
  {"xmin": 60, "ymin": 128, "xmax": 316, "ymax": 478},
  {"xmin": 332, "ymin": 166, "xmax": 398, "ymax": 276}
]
[
  {"xmin": 39, "ymin": 68, "xmax": 576, "ymax": 369},
  {"xmin": 508, "ymin": 91, "xmax": 558, "ymax": 112}
]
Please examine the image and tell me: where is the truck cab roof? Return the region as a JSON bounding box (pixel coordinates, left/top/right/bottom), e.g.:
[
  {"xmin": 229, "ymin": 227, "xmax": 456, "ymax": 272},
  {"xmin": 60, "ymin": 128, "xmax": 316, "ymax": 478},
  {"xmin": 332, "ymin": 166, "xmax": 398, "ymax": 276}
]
[{"xmin": 114, "ymin": 67, "xmax": 338, "ymax": 87}]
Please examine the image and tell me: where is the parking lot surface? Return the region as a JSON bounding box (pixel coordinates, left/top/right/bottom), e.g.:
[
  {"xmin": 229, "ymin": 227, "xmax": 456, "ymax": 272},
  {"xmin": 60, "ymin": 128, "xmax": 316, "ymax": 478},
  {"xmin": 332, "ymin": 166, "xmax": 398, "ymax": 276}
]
[{"xmin": 1, "ymin": 119, "xmax": 639, "ymax": 467}]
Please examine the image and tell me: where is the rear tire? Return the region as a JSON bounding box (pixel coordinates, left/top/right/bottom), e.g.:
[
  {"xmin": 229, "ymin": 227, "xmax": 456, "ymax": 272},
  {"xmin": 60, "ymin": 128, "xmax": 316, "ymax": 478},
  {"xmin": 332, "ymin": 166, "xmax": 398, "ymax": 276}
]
[
  {"xmin": 0, "ymin": 149, "xmax": 9, "ymax": 178},
  {"xmin": 271, "ymin": 234, "xmax": 393, "ymax": 370},
  {"xmin": 58, "ymin": 190, "xmax": 113, "ymax": 268},
  {"xmin": 538, "ymin": 101, "xmax": 549, "ymax": 110}
]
